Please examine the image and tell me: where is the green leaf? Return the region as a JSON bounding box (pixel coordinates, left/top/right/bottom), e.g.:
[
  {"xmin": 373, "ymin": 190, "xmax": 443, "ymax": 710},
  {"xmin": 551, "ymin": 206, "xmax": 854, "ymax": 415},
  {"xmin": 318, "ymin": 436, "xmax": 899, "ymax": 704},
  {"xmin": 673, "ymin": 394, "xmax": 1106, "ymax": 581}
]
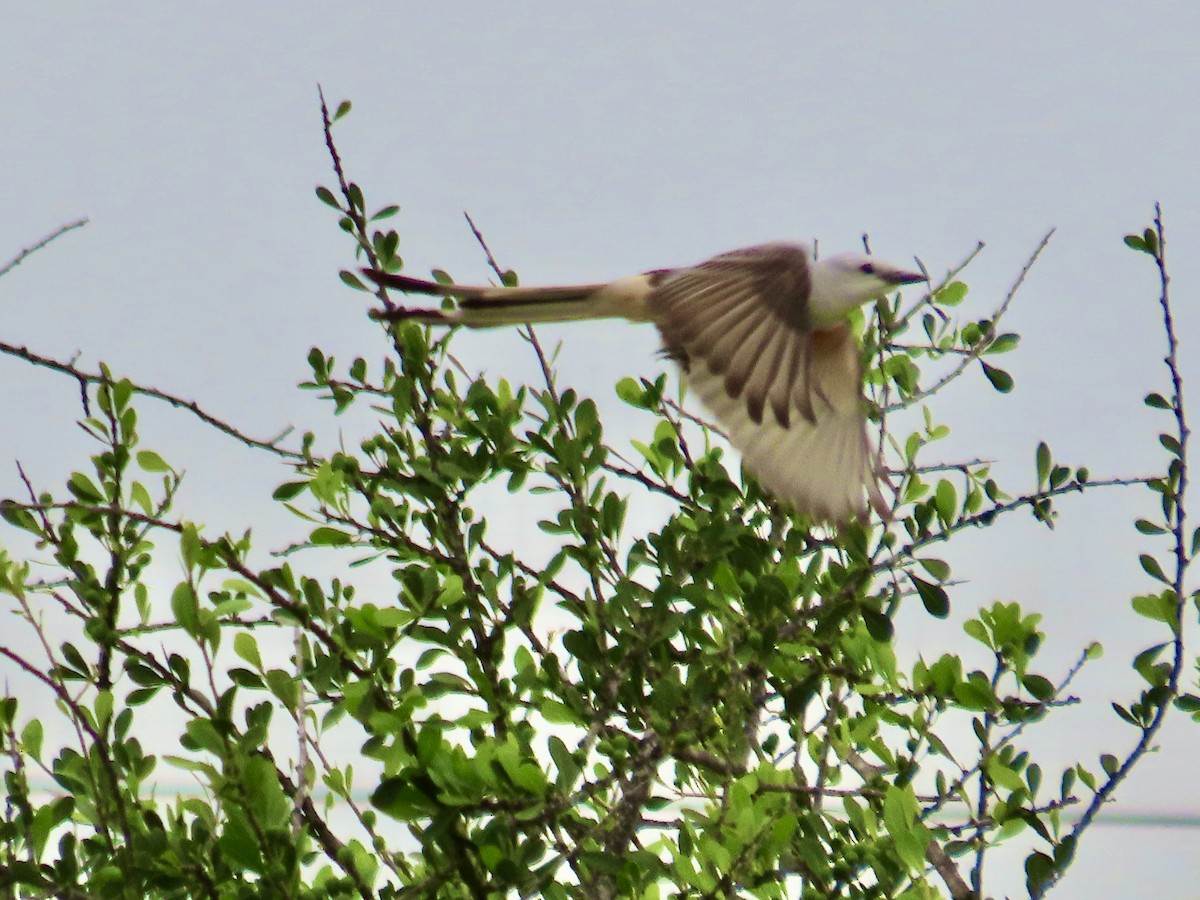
[
  {"xmin": 1025, "ymin": 851, "xmax": 1057, "ymax": 894},
  {"xmin": 981, "ymin": 361, "xmax": 1013, "ymax": 393},
  {"xmin": 911, "ymin": 575, "xmax": 950, "ymax": 618},
  {"xmin": 882, "ymin": 785, "xmax": 930, "ymax": 872},
  {"xmin": 963, "ymin": 619, "xmax": 989, "ymax": 647},
  {"xmin": 1026, "ymin": 763, "xmax": 1042, "ymax": 796},
  {"xmin": 986, "ymin": 758, "xmax": 1026, "ymax": 792},
  {"xmin": 985, "ymin": 332, "xmax": 1021, "ymax": 354},
  {"xmin": 1022, "ymin": 674, "xmax": 1054, "ymax": 701},
  {"xmin": 1035, "ymin": 442, "xmax": 1051, "ymax": 486},
  {"xmin": 21, "ymin": 719, "xmax": 43, "ymax": 760},
  {"xmin": 272, "ymin": 481, "xmax": 308, "ymax": 501},
  {"xmin": 1174, "ymin": 694, "xmax": 1200, "ymax": 713},
  {"xmin": 934, "ymin": 479, "xmax": 956, "ymax": 524},
  {"xmin": 1160, "ymin": 433, "xmax": 1182, "ymax": 456},
  {"xmin": 371, "ymin": 204, "xmax": 400, "ymax": 221},
  {"xmin": 548, "ymin": 736, "xmax": 581, "ymax": 787},
  {"xmin": 1076, "ymin": 765, "xmax": 1096, "ymax": 791},
  {"xmin": 540, "ymin": 700, "xmax": 583, "ymax": 726},
  {"xmin": 0, "ymin": 500, "xmax": 39, "ymax": 534},
  {"xmin": 615, "ymin": 377, "xmax": 643, "ymax": 406},
  {"xmin": 266, "ymin": 669, "xmax": 299, "ymax": 711},
  {"xmin": 861, "ymin": 608, "xmax": 894, "ymax": 641},
  {"xmin": 1131, "ymin": 590, "xmax": 1177, "ymax": 625},
  {"xmin": 315, "ymin": 186, "xmax": 341, "ymax": 209},
  {"xmin": 1048, "ymin": 464, "xmax": 1070, "ymax": 490},
  {"xmin": 171, "ymin": 583, "xmax": 199, "ymax": 634},
  {"xmin": 1132, "ymin": 643, "xmax": 1169, "ymax": 685},
  {"xmin": 310, "ymin": 526, "xmax": 353, "ymax": 546},
  {"xmin": 129, "ymin": 482, "xmax": 153, "ymax": 515},
  {"xmin": 1123, "ymin": 234, "xmax": 1148, "ymax": 253},
  {"xmin": 333, "ymin": 100, "xmax": 353, "ymax": 121},
  {"xmin": 94, "ymin": 690, "xmax": 113, "ymax": 729},
  {"xmin": 1138, "ymin": 554, "xmax": 1170, "ymax": 585},
  {"xmin": 935, "ymin": 281, "xmax": 968, "ymax": 306},
  {"xmin": 67, "ymin": 472, "xmax": 104, "ymax": 504},
  {"xmin": 136, "ymin": 450, "xmax": 171, "ymax": 473},
  {"xmin": 953, "ymin": 677, "xmax": 996, "ymax": 711},
  {"xmin": 1144, "ymin": 392, "xmax": 1172, "ymax": 410},
  {"xmin": 339, "ymin": 270, "xmax": 368, "ymax": 291},
  {"xmin": 917, "ymin": 557, "xmax": 951, "ymax": 581},
  {"xmin": 183, "ymin": 718, "xmax": 224, "ymax": 756},
  {"xmin": 233, "ymin": 633, "xmax": 263, "ymax": 670},
  {"xmin": 1142, "ymin": 227, "xmax": 1159, "ymax": 255}
]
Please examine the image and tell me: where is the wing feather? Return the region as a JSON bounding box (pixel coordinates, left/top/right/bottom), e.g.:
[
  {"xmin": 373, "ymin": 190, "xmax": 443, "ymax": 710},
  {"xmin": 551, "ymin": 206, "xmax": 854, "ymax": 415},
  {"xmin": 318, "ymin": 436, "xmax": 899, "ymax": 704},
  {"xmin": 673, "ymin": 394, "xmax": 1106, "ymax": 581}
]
[
  {"xmin": 646, "ymin": 243, "xmax": 882, "ymax": 522},
  {"xmin": 665, "ymin": 285, "xmax": 756, "ymax": 342},
  {"xmin": 731, "ymin": 319, "xmax": 789, "ymax": 425}
]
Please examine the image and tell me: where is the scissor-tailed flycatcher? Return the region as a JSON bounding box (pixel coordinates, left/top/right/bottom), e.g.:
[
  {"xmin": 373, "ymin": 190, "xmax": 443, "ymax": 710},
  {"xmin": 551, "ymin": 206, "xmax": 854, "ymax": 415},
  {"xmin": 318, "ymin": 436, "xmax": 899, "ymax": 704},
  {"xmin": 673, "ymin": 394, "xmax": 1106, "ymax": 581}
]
[{"xmin": 364, "ymin": 242, "xmax": 924, "ymax": 523}]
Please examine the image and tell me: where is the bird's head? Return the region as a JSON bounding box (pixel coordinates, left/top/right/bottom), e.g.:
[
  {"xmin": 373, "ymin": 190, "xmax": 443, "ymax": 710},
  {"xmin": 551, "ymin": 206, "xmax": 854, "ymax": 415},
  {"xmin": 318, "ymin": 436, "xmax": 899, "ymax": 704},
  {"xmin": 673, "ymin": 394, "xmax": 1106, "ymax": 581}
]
[{"xmin": 809, "ymin": 253, "xmax": 925, "ymax": 327}]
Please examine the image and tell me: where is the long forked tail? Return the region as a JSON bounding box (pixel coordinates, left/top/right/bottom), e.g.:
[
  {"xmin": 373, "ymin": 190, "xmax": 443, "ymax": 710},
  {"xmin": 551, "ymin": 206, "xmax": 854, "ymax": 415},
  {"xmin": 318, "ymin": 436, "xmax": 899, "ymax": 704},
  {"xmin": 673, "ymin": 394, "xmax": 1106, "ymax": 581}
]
[{"xmin": 362, "ymin": 269, "xmax": 653, "ymax": 328}]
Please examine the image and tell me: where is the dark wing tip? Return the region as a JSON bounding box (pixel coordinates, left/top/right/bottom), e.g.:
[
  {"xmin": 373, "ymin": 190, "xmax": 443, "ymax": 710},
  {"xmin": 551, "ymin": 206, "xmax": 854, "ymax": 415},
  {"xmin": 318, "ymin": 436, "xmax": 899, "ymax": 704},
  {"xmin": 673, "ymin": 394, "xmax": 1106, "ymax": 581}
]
[
  {"xmin": 361, "ymin": 269, "xmax": 447, "ymax": 295},
  {"xmin": 770, "ymin": 396, "xmax": 791, "ymax": 429},
  {"xmin": 744, "ymin": 389, "xmax": 765, "ymax": 425},
  {"xmin": 368, "ymin": 306, "xmax": 451, "ymax": 323}
]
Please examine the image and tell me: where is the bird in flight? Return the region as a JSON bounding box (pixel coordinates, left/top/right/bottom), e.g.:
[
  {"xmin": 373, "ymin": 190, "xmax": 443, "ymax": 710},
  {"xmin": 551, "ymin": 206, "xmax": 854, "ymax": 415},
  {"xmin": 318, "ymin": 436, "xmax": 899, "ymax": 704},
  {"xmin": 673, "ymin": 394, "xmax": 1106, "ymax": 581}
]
[{"xmin": 364, "ymin": 243, "xmax": 924, "ymax": 524}]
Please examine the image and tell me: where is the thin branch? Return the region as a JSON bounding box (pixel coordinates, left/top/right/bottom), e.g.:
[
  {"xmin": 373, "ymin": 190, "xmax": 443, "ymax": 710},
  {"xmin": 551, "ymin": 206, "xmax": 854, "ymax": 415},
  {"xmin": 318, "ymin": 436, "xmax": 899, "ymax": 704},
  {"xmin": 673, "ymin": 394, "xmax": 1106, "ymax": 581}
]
[
  {"xmin": 664, "ymin": 395, "xmax": 728, "ymax": 440},
  {"xmin": 464, "ymin": 211, "xmax": 506, "ymax": 281},
  {"xmin": 602, "ymin": 460, "xmax": 689, "ymax": 504},
  {"xmin": 0, "ymin": 218, "xmax": 89, "ymax": 280},
  {"xmin": 1036, "ymin": 205, "xmax": 1191, "ymax": 896},
  {"xmin": 922, "ymin": 646, "xmax": 1093, "ymax": 825},
  {"xmin": 900, "ymin": 457, "xmax": 995, "ymax": 476},
  {"xmin": 883, "ymin": 229, "xmax": 1054, "ymax": 413},
  {"xmin": 886, "ymin": 473, "xmax": 1152, "ymax": 564},
  {"xmin": 894, "ymin": 241, "xmax": 986, "ymax": 332},
  {"xmin": 0, "ymin": 340, "xmax": 301, "ymax": 458}
]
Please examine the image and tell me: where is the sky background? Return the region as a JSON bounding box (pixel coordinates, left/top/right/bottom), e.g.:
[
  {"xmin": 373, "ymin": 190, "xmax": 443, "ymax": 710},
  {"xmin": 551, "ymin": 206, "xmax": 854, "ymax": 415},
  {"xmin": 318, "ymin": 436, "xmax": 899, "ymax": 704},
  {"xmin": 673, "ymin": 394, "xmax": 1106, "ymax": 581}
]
[{"xmin": 3, "ymin": 4, "xmax": 1199, "ymax": 897}]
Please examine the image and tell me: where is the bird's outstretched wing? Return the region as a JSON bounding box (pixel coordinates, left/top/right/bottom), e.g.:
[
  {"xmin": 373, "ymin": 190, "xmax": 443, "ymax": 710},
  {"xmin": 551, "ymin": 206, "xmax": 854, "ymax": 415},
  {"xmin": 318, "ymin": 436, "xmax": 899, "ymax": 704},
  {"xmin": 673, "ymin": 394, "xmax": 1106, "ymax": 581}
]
[
  {"xmin": 647, "ymin": 243, "xmax": 885, "ymax": 523},
  {"xmin": 365, "ymin": 242, "xmax": 888, "ymax": 522}
]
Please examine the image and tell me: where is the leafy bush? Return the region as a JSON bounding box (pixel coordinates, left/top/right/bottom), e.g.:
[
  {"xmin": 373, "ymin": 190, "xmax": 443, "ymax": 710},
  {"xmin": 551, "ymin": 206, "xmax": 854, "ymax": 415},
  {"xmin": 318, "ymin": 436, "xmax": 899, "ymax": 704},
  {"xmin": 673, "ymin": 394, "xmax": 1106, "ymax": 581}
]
[{"xmin": 0, "ymin": 99, "xmax": 1193, "ymax": 900}]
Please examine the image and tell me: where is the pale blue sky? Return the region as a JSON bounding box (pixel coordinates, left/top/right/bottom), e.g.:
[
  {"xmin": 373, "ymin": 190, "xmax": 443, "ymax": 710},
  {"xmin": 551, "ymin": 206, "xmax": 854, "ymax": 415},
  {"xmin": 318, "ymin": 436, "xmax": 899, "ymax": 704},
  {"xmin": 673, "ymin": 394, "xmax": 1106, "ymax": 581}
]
[{"xmin": 3, "ymin": 4, "xmax": 1200, "ymax": 897}]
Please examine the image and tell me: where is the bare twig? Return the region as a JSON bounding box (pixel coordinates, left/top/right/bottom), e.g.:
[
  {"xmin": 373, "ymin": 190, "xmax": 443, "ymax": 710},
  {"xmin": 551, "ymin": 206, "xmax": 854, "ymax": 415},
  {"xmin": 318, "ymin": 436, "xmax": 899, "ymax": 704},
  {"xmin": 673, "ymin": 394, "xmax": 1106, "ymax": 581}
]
[
  {"xmin": 0, "ymin": 340, "xmax": 301, "ymax": 458},
  {"xmin": 0, "ymin": 218, "xmax": 89, "ymax": 280},
  {"xmin": 893, "ymin": 240, "xmax": 986, "ymax": 333},
  {"xmin": 464, "ymin": 211, "xmax": 506, "ymax": 281},
  {"xmin": 883, "ymin": 229, "xmax": 1054, "ymax": 413}
]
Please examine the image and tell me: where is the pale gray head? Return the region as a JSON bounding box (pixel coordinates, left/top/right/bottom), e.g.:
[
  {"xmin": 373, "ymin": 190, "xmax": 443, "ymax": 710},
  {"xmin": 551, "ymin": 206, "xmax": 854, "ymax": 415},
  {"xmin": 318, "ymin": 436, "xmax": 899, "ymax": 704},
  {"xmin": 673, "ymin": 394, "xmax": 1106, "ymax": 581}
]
[{"xmin": 808, "ymin": 253, "xmax": 925, "ymax": 327}]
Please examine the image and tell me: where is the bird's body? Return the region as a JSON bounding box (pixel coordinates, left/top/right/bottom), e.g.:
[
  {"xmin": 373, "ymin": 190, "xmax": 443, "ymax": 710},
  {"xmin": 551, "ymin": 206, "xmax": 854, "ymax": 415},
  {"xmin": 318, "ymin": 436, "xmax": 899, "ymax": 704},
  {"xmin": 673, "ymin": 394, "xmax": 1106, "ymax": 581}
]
[{"xmin": 365, "ymin": 242, "xmax": 924, "ymax": 523}]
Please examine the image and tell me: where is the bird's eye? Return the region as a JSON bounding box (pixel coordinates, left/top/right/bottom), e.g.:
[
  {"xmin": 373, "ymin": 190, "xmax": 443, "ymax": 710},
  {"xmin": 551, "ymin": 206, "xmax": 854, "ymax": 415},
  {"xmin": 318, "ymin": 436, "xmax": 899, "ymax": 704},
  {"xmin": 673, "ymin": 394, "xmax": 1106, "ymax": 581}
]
[{"xmin": 858, "ymin": 263, "xmax": 876, "ymax": 275}]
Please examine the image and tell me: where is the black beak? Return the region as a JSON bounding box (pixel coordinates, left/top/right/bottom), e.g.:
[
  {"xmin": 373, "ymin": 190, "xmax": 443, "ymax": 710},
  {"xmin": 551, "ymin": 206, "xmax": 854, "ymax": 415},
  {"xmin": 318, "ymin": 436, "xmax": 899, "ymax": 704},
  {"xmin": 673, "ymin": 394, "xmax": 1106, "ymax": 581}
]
[{"xmin": 888, "ymin": 269, "xmax": 926, "ymax": 286}]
